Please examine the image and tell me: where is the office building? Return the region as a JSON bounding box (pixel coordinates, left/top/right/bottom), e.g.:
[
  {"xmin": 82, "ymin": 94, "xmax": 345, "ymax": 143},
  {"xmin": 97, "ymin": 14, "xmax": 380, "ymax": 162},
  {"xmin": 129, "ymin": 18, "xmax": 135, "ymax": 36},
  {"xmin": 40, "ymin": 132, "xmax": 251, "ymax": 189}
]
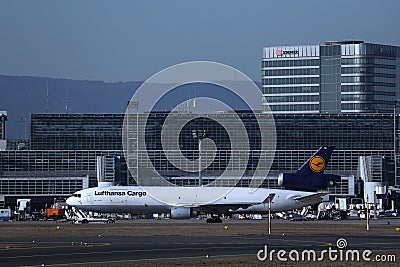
[{"xmin": 262, "ymin": 41, "xmax": 400, "ymax": 114}]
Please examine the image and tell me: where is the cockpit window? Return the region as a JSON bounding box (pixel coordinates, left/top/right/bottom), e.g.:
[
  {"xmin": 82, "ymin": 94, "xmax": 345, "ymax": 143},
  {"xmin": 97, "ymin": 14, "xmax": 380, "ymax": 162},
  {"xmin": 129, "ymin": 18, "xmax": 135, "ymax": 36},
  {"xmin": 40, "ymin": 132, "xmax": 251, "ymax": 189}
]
[{"xmin": 73, "ymin": 194, "xmax": 81, "ymax": 198}]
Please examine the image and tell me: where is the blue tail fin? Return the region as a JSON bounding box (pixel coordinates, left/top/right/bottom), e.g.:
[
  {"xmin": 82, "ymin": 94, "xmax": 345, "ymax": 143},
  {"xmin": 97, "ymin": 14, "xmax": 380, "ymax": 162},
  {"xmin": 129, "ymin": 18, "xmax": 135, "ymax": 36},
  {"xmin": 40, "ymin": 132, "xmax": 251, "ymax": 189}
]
[
  {"xmin": 278, "ymin": 146, "xmax": 340, "ymax": 191},
  {"xmin": 296, "ymin": 146, "xmax": 335, "ymax": 176}
]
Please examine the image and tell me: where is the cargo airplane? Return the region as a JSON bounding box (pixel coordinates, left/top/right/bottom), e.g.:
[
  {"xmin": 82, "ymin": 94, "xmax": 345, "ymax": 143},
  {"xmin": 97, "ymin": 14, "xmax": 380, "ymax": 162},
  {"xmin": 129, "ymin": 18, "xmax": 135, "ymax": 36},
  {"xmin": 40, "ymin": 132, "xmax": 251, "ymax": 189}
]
[{"xmin": 66, "ymin": 147, "xmax": 339, "ymax": 221}]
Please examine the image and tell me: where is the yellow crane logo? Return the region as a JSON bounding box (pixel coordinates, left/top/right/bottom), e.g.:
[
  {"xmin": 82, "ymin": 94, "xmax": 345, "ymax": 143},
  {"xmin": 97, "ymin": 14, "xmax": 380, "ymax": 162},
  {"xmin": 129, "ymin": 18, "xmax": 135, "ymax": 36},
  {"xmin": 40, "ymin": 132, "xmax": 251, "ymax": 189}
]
[{"xmin": 309, "ymin": 156, "xmax": 326, "ymax": 172}]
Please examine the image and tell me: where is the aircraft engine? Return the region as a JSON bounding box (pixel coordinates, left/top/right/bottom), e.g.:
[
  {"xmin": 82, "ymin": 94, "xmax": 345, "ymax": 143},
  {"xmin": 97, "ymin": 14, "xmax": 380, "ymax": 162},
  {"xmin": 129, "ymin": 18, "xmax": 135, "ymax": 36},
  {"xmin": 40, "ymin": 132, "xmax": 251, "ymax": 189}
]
[
  {"xmin": 170, "ymin": 207, "xmax": 191, "ymax": 219},
  {"xmin": 278, "ymin": 172, "xmax": 340, "ymax": 191}
]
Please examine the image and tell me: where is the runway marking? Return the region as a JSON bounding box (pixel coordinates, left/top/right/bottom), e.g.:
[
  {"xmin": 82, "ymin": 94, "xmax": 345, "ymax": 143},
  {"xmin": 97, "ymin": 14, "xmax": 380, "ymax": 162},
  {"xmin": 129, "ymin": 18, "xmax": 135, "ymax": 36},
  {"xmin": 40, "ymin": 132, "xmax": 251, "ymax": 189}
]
[
  {"xmin": 20, "ymin": 253, "xmax": 257, "ymax": 267},
  {"xmin": 1, "ymin": 244, "xmax": 259, "ymax": 260},
  {"xmin": 0, "ymin": 242, "xmax": 111, "ymax": 251},
  {"xmin": 112, "ymin": 242, "xmax": 262, "ymax": 246}
]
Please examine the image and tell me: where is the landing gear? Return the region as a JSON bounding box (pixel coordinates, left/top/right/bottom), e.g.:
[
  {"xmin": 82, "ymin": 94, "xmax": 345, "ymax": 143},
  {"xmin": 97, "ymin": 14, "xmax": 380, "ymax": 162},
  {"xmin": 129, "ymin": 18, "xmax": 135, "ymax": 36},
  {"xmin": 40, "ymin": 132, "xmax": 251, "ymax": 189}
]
[{"xmin": 206, "ymin": 214, "xmax": 222, "ymax": 223}]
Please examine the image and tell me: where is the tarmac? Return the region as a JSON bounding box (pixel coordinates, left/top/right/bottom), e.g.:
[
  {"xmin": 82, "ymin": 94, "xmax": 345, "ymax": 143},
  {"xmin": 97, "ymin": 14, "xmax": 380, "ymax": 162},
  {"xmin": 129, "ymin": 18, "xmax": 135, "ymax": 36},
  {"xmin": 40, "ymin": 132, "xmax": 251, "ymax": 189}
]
[{"xmin": 0, "ymin": 219, "xmax": 399, "ymax": 266}]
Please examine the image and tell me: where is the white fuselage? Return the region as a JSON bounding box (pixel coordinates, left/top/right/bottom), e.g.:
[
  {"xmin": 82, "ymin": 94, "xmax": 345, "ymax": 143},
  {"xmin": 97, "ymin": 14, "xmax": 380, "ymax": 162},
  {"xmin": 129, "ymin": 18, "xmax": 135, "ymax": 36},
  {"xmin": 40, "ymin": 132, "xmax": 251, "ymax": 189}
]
[{"xmin": 66, "ymin": 186, "xmax": 323, "ymax": 214}]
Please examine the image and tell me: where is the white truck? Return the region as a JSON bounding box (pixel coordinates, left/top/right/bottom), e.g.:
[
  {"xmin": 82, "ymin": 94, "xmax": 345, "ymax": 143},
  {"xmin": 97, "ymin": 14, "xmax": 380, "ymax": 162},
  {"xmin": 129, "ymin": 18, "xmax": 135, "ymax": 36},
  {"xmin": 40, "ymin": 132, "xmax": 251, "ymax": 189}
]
[
  {"xmin": 16, "ymin": 199, "xmax": 31, "ymax": 220},
  {"xmin": 0, "ymin": 208, "xmax": 12, "ymax": 221}
]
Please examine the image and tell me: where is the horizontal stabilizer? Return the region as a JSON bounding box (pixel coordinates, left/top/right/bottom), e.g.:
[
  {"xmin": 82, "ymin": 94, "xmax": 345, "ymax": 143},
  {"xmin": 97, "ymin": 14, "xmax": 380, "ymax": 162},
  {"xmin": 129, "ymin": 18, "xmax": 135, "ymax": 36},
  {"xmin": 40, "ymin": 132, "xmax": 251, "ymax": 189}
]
[{"xmin": 294, "ymin": 193, "xmax": 327, "ymax": 203}]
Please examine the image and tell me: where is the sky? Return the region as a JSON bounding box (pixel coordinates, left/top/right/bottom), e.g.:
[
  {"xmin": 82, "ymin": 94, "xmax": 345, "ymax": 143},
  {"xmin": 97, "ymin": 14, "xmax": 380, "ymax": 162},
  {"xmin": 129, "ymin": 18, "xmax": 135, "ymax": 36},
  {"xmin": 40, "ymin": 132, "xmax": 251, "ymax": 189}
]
[{"xmin": 0, "ymin": 0, "xmax": 399, "ymax": 82}]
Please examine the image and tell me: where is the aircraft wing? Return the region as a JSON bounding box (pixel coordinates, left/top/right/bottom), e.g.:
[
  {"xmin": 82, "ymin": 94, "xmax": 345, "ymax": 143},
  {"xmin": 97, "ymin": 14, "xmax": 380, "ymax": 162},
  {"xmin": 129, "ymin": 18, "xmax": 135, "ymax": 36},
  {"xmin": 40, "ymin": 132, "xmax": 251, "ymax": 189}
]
[
  {"xmin": 193, "ymin": 203, "xmax": 256, "ymax": 214},
  {"xmin": 294, "ymin": 192, "xmax": 327, "ymax": 204},
  {"xmin": 262, "ymin": 193, "xmax": 276, "ymax": 203},
  {"xmin": 192, "ymin": 193, "xmax": 276, "ymax": 214}
]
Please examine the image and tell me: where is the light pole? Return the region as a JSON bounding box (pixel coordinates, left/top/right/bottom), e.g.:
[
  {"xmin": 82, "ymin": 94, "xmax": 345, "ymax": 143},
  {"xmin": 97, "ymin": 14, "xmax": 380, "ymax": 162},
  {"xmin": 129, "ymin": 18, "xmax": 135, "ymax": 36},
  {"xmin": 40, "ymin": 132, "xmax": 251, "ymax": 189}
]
[
  {"xmin": 266, "ymin": 193, "xmax": 275, "ymax": 235},
  {"xmin": 394, "ymin": 100, "xmax": 400, "ymax": 188},
  {"xmin": 192, "ymin": 129, "xmax": 207, "ymax": 186}
]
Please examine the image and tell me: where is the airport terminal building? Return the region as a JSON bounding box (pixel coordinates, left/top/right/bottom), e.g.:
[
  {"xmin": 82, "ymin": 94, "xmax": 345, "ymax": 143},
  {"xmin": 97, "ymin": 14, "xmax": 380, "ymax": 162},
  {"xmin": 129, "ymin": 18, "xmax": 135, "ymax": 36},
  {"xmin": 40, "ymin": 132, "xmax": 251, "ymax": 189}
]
[{"xmin": 1, "ymin": 111, "xmax": 399, "ymax": 209}]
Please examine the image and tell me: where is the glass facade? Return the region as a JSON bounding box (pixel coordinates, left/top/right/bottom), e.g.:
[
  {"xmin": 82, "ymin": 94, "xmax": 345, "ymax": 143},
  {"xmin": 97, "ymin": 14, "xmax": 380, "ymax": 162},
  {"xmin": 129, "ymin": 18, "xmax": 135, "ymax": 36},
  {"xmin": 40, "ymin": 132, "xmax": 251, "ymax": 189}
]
[
  {"xmin": 0, "ymin": 176, "xmax": 87, "ymax": 196},
  {"xmin": 31, "ymin": 114, "xmax": 124, "ymax": 150},
  {"xmin": 121, "ymin": 112, "xmax": 398, "ymax": 189},
  {"xmin": 175, "ymin": 113, "xmax": 393, "ymax": 174},
  {"xmin": 340, "ymin": 43, "xmax": 397, "ymax": 112},
  {"xmin": 262, "ymin": 45, "xmax": 320, "ymax": 114},
  {"xmin": 262, "ymin": 41, "xmax": 400, "ymax": 114},
  {"xmin": 274, "ymin": 114, "xmax": 394, "ymax": 151},
  {"xmin": 1, "ymin": 108, "xmax": 399, "ymax": 201},
  {"xmin": 20, "ymin": 112, "xmax": 399, "ymax": 189},
  {"xmin": 0, "ymin": 150, "xmax": 125, "ymax": 187}
]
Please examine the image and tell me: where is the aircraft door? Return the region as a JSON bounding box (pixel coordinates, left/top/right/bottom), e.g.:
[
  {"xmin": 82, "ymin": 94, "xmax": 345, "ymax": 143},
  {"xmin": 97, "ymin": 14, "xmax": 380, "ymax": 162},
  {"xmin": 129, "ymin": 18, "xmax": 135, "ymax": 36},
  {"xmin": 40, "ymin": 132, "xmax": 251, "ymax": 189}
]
[{"xmin": 86, "ymin": 193, "xmax": 93, "ymax": 204}]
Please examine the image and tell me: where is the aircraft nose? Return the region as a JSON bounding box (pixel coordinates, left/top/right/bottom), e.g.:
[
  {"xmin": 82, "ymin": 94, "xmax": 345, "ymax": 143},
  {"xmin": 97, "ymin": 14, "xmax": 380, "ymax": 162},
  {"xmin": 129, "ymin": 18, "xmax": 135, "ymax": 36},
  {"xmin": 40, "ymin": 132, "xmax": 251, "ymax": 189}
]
[{"xmin": 66, "ymin": 196, "xmax": 77, "ymax": 206}]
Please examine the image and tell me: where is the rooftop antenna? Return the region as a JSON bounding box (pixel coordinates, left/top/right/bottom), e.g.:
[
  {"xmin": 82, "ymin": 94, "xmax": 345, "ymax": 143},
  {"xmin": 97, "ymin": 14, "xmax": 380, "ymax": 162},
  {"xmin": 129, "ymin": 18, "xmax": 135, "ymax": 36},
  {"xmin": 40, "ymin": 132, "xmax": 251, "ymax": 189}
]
[
  {"xmin": 65, "ymin": 89, "xmax": 69, "ymax": 114},
  {"xmin": 186, "ymin": 92, "xmax": 191, "ymax": 113},
  {"xmin": 17, "ymin": 115, "xmax": 21, "ymax": 140},
  {"xmin": 193, "ymin": 92, "xmax": 196, "ymax": 113},
  {"xmin": 23, "ymin": 117, "xmax": 27, "ymax": 140},
  {"xmin": 46, "ymin": 82, "xmax": 49, "ymax": 114}
]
